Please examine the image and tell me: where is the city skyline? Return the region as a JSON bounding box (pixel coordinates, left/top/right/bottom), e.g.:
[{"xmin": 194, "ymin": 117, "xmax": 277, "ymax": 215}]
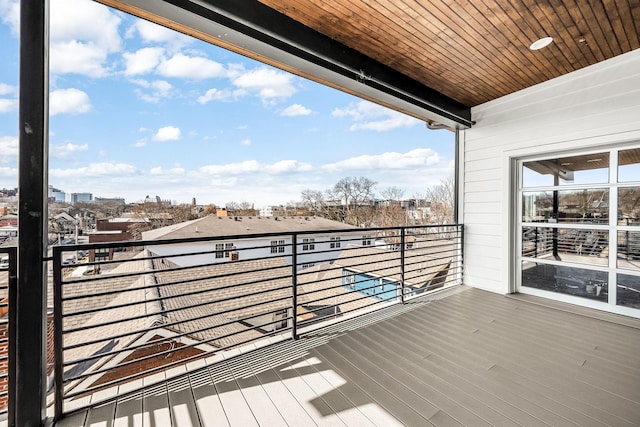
[{"xmin": 0, "ymin": 0, "xmax": 454, "ymax": 208}]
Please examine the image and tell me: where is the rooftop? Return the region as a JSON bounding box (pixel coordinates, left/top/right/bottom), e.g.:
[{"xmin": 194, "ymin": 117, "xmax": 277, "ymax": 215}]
[
  {"xmin": 142, "ymin": 216, "xmax": 359, "ymax": 241},
  {"xmin": 55, "ymin": 286, "xmax": 640, "ymax": 426}
]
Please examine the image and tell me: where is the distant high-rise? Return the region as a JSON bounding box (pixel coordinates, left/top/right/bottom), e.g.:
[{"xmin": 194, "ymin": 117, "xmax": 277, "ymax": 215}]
[{"xmin": 70, "ymin": 192, "xmax": 92, "ymax": 205}]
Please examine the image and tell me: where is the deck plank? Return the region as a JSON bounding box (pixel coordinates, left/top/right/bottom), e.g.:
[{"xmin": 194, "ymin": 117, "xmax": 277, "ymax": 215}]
[
  {"xmin": 243, "ymin": 353, "xmax": 318, "ymax": 427},
  {"xmin": 414, "ymin": 294, "xmax": 640, "ymax": 424},
  {"xmin": 338, "ymin": 331, "xmax": 510, "ymax": 427},
  {"xmin": 165, "ymin": 376, "xmax": 201, "ymax": 427},
  {"xmin": 283, "ymin": 356, "xmax": 377, "ymax": 427},
  {"xmin": 208, "ymin": 363, "xmax": 259, "ymax": 427},
  {"xmin": 84, "ymin": 401, "xmax": 116, "ymax": 427},
  {"xmin": 141, "ymin": 384, "xmax": 172, "ymax": 427},
  {"xmin": 188, "ymin": 368, "xmax": 230, "ymax": 427},
  {"xmin": 53, "ymin": 287, "xmax": 640, "ymax": 427},
  {"xmin": 223, "ymin": 355, "xmax": 289, "ymax": 427},
  {"xmin": 309, "ymin": 345, "xmax": 435, "ymax": 426}
]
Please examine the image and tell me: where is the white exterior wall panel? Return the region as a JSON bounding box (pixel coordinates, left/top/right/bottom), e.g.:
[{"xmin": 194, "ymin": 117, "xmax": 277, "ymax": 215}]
[{"xmin": 461, "ymin": 48, "xmax": 640, "ymax": 294}]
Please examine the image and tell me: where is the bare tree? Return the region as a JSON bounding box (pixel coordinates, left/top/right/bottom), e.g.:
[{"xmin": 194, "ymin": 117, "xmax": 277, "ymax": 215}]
[
  {"xmin": 380, "ymin": 186, "xmax": 405, "ymax": 202},
  {"xmin": 226, "ymin": 201, "xmax": 258, "ymax": 216},
  {"xmin": 426, "ymin": 176, "xmax": 455, "ymax": 224},
  {"xmin": 331, "ymin": 176, "xmax": 377, "ymax": 226}
]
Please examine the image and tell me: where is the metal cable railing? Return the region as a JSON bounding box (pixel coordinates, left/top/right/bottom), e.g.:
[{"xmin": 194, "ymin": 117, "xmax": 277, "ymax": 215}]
[{"xmin": 52, "ymin": 224, "xmax": 463, "ymax": 418}]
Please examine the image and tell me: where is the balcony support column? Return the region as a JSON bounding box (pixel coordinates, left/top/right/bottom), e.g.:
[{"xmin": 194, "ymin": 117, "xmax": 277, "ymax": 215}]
[{"xmin": 16, "ymin": 0, "xmax": 50, "ymax": 425}]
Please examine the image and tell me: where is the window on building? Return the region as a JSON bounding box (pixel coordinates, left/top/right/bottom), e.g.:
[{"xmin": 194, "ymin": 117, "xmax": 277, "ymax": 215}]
[
  {"xmin": 224, "ymin": 243, "xmax": 234, "ymax": 257},
  {"xmin": 270, "ymin": 240, "xmax": 278, "ymax": 254},
  {"xmin": 301, "ymin": 263, "xmax": 315, "ymax": 269},
  {"xmin": 330, "ymin": 236, "xmax": 341, "ymax": 249},
  {"xmin": 302, "ymin": 238, "xmax": 315, "ymax": 251},
  {"xmin": 95, "ymin": 247, "xmax": 109, "ymax": 259},
  {"xmin": 362, "ymin": 236, "xmax": 372, "ymax": 246},
  {"xmin": 215, "ymin": 243, "xmax": 224, "ymax": 258},
  {"xmin": 271, "ymin": 240, "xmax": 286, "ymax": 253}
]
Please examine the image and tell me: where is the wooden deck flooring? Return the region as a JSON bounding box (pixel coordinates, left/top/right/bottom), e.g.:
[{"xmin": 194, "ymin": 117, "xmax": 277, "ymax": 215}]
[{"xmin": 55, "ymin": 287, "xmax": 640, "ymax": 426}]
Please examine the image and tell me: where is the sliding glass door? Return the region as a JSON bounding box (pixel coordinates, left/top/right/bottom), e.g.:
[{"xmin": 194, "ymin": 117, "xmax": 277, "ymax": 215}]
[{"xmin": 517, "ymin": 146, "xmax": 640, "ymax": 316}]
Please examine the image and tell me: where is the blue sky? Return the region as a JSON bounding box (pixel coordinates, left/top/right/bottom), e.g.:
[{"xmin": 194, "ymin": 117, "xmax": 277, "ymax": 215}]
[{"xmin": 0, "ymin": 0, "xmax": 454, "ymax": 208}]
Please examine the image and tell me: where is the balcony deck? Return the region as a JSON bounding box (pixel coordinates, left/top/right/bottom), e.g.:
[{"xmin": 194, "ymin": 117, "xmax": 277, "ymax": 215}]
[{"xmin": 55, "ymin": 286, "xmax": 640, "ymax": 427}]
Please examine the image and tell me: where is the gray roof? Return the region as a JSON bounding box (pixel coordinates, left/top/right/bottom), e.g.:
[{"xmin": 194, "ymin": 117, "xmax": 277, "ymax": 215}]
[{"xmin": 142, "ymin": 215, "xmax": 357, "ymax": 240}]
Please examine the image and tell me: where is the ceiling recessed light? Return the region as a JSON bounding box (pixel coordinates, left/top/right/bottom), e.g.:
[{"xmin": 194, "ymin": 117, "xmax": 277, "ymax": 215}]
[{"xmin": 529, "ymin": 36, "xmax": 553, "ymax": 50}]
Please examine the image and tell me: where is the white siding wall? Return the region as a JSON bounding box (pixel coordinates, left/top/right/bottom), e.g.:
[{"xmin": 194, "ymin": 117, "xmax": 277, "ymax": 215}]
[{"xmin": 460, "ymin": 48, "xmax": 640, "ymax": 294}]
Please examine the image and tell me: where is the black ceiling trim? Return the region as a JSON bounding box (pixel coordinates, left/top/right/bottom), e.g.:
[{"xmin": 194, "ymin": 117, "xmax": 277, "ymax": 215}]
[{"xmin": 166, "ymin": 0, "xmax": 473, "ymax": 127}]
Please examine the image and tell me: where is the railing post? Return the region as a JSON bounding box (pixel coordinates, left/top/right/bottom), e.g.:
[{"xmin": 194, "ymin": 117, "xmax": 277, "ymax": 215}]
[
  {"xmin": 400, "ymin": 228, "xmax": 405, "ymax": 304},
  {"xmin": 459, "ymin": 224, "xmax": 465, "ymax": 285},
  {"xmin": 291, "ymin": 234, "xmax": 298, "ymax": 340},
  {"xmin": 53, "ymin": 246, "xmax": 64, "ymax": 420}
]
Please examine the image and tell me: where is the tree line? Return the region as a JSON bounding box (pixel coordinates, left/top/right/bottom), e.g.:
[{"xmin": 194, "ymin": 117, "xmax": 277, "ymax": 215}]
[{"xmin": 268, "ymin": 175, "xmax": 453, "ymax": 227}]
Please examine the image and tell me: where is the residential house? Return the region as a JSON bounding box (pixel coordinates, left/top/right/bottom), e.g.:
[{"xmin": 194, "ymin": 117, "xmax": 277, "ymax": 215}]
[
  {"xmin": 142, "ymin": 215, "xmax": 374, "ymax": 270},
  {"xmin": 87, "ymin": 217, "xmax": 147, "ymax": 261}
]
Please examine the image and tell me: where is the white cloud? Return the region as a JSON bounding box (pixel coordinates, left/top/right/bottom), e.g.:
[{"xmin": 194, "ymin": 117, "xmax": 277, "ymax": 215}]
[
  {"xmin": 240, "ymin": 139, "xmax": 252, "ymax": 146},
  {"xmin": 50, "ymin": 162, "xmax": 137, "ymax": 178},
  {"xmin": 0, "ymin": 0, "xmax": 19, "ymax": 36},
  {"xmin": 0, "ymin": 83, "xmax": 15, "ymax": 96},
  {"xmin": 281, "ymin": 104, "xmax": 312, "ymax": 116},
  {"xmin": 264, "ymin": 160, "xmax": 312, "ymax": 174},
  {"xmin": 199, "ymin": 159, "xmax": 311, "ymax": 176},
  {"xmin": 0, "ymin": 136, "xmax": 18, "ymax": 162},
  {"xmin": 123, "ymin": 47, "xmax": 164, "ymax": 75},
  {"xmin": 332, "ymin": 100, "xmax": 421, "ymax": 131},
  {"xmin": 131, "ymin": 79, "xmax": 173, "ymax": 103},
  {"xmin": 322, "ymin": 148, "xmax": 441, "ymax": 172},
  {"xmin": 50, "ymin": 41, "xmax": 112, "ymax": 77},
  {"xmin": 0, "ymin": 166, "xmax": 17, "ymax": 178},
  {"xmin": 50, "ymin": 88, "xmax": 91, "ymax": 116},
  {"xmin": 51, "ymin": 143, "xmax": 88, "ymax": 159},
  {"xmin": 129, "ymin": 19, "xmax": 192, "ymax": 50},
  {"xmin": 157, "ymin": 53, "xmax": 226, "ymax": 79},
  {"xmin": 197, "ymin": 88, "xmax": 241, "ymax": 104},
  {"xmin": 152, "ymin": 126, "xmax": 181, "ymax": 141},
  {"xmin": 0, "ymin": 98, "xmax": 17, "ymax": 113},
  {"xmin": 133, "ymin": 139, "xmax": 147, "ymax": 148},
  {"xmin": 49, "ymin": 0, "xmax": 122, "ymax": 77},
  {"xmin": 232, "ymin": 68, "xmax": 297, "ymax": 102},
  {"xmin": 149, "ymin": 166, "xmax": 185, "ymax": 176}
]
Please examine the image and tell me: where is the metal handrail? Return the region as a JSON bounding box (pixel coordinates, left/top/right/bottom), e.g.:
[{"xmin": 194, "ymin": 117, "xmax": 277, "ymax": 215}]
[{"xmin": 52, "ymin": 224, "xmax": 463, "ymax": 419}]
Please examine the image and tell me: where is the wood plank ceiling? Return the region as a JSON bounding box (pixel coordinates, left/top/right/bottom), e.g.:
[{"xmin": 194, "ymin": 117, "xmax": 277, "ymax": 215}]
[
  {"xmin": 98, "ymin": 0, "xmax": 640, "ymax": 125},
  {"xmin": 258, "ymin": 0, "xmax": 640, "ymax": 107}
]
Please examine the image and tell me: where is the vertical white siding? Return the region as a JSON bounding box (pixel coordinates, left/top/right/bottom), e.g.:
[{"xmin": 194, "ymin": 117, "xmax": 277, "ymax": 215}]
[{"xmin": 461, "ymin": 48, "xmax": 640, "ymax": 294}]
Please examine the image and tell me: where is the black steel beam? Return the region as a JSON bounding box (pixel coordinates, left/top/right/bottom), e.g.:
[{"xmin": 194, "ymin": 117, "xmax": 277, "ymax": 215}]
[
  {"xmin": 163, "ymin": 0, "xmax": 472, "ymax": 128},
  {"xmin": 17, "ymin": 0, "xmax": 49, "ymax": 425}
]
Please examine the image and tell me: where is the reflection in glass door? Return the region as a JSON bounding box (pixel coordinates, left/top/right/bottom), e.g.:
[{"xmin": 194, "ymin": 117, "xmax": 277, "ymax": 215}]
[{"xmin": 518, "ymin": 147, "xmax": 640, "ymax": 316}]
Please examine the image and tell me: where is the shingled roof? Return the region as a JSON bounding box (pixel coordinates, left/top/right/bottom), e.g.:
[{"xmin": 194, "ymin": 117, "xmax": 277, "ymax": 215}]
[{"xmin": 142, "ymin": 215, "xmax": 357, "ymax": 240}]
